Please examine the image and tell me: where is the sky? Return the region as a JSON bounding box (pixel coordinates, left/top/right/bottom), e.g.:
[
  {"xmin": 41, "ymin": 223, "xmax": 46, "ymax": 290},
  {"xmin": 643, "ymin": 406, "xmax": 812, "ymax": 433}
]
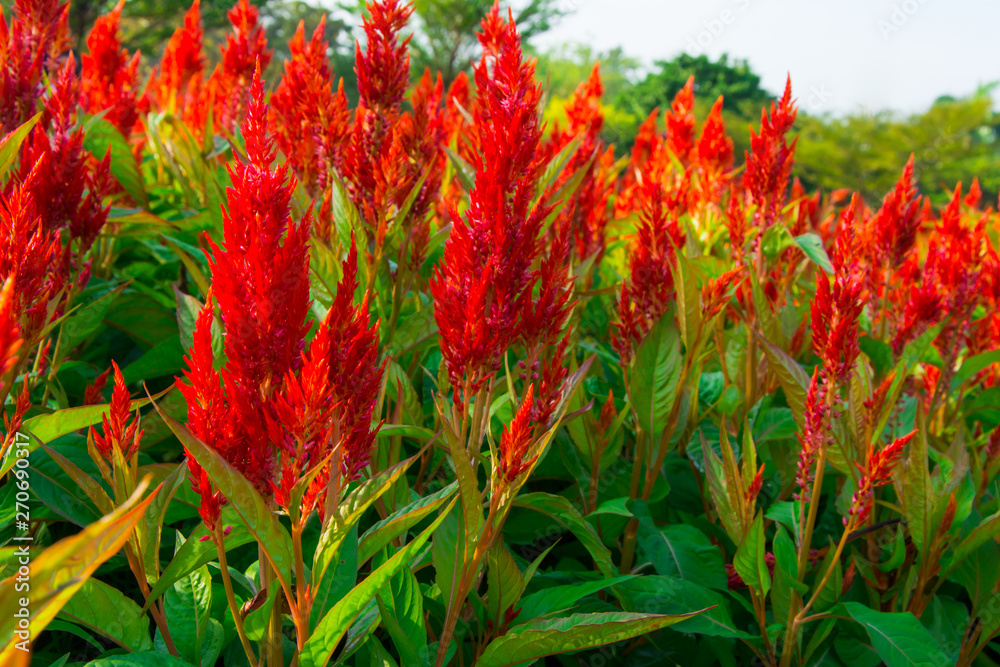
[{"xmin": 531, "ymin": 0, "xmax": 1000, "ymax": 116}]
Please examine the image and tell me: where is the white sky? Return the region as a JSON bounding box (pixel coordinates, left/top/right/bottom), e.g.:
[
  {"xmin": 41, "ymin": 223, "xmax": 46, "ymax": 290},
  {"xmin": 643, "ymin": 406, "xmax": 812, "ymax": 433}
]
[{"xmin": 531, "ymin": 0, "xmax": 1000, "ymax": 116}]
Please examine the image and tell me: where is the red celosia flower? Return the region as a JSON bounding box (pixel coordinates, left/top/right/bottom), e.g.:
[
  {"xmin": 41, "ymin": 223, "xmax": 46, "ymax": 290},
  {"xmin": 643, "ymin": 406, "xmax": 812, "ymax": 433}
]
[
  {"xmin": 0, "ymin": 154, "xmax": 62, "ymax": 339},
  {"xmin": 744, "ymin": 76, "xmax": 797, "ymax": 232},
  {"xmin": 498, "ymin": 384, "xmax": 537, "ymax": 484},
  {"xmin": 0, "ymin": 0, "xmax": 69, "ymax": 133},
  {"xmin": 542, "ymin": 64, "xmax": 615, "ymax": 262},
  {"xmin": 0, "ymin": 277, "xmax": 22, "ymax": 381},
  {"xmin": 207, "ymin": 0, "xmax": 272, "ymax": 134},
  {"xmin": 614, "ymin": 149, "xmax": 687, "ymax": 363},
  {"xmin": 151, "ymin": 0, "xmax": 205, "ymax": 118},
  {"xmin": 811, "ymin": 194, "xmax": 865, "ymax": 386},
  {"xmin": 795, "ymin": 367, "xmax": 831, "ymax": 501},
  {"xmin": 80, "ymin": 1, "xmax": 146, "ymax": 137},
  {"xmin": 270, "ymin": 237, "xmax": 384, "ymax": 517},
  {"xmin": 271, "ymin": 16, "xmax": 351, "ymax": 199},
  {"xmin": 15, "ymin": 55, "xmax": 113, "ymax": 255},
  {"xmin": 355, "ymin": 0, "xmax": 412, "ymax": 119},
  {"xmin": 430, "ymin": 3, "xmax": 549, "ymax": 398},
  {"xmin": 846, "ymin": 430, "xmax": 916, "ymax": 526},
  {"xmin": 665, "ymin": 75, "xmax": 696, "ymax": 164},
  {"xmin": 694, "ymin": 96, "xmax": 734, "ymax": 201},
  {"xmin": 179, "ymin": 61, "xmax": 312, "ymax": 506},
  {"xmin": 83, "ymin": 366, "xmax": 111, "ymax": 405},
  {"xmin": 90, "ymin": 361, "xmax": 143, "ymax": 461}
]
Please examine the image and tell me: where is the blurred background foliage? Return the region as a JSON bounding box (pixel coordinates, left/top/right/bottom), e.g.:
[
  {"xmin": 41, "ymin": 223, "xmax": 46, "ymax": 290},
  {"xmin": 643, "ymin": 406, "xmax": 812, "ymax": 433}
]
[{"xmin": 11, "ymin": 0, "xmax": 994, "ymax": 206}]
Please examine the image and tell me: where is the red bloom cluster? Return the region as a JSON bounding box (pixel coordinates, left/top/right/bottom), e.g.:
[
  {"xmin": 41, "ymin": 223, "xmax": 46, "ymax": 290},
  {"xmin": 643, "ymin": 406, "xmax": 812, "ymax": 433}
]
[
  {"xmin": 151, "ymin": 0, "xmax": 205, "ymax": 119},
  {"xmin": 0, "ymin": 0, "xmax": 69, "ymax": 133},
  {"xmin": 90, "ymin": 361, "xmax": 143, "ymax": 462},
  {"xmin": 498, "ymin": 384, "xmax": 537, "ymax": 484},
  {"xmin": 795, "ymin": 367, "xmax": 831, "ymax": 500},
  {"xmin": 846, "ymin": 431, "xmax": 916, "ymax": 526},
  {"xmin": 430, "ymin": 3, "xmax": 549, "ymax": 398},
  {"xmin": 271, "ymin": 16, "xmax": 350, "ymax": 200},
  {"xmin": 207, "ymin": 0, "xmax": 272, "ymax": 134},
  {"xmin": 542, "ymin": 64, "xmax": 615, "ymax": 262},
  {"xmin": 811, "ymin": 194, "xmax": 866, "ymax": 386},
  {"xmin": 180, "ymin": 63, "xmax": 383, "ymax": 526},
  {"xmin": 80, "ymin": 0, "xmax": 146, "ymax": 137},
  {"xmin": 743, "ymin": 76, "xmax": 797, "ymax": 232}
]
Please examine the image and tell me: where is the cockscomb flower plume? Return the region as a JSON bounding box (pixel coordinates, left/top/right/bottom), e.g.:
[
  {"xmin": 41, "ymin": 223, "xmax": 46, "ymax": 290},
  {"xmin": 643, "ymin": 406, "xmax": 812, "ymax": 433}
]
[
  {"xmin": 89, "ymin": 361, "xmax": 143, "ymax": 462},
  {"xmin": 665, "ymin": 75, "xmax": 696, "ymax": 164},
  {"xmin": 812, "ymin": 194, "xmax": 866, "ymax": 386},
  {"xmin": 272, "ymin": 16, "xmax": 350, "ymax": 199},
  {"xmin": 80, "ymin": 1, "xmax": 145, "ymax": 137},
  {"xmin": 614, "ymin": 149, "xmax": 687, "ymax": 364},
  {"xmin": 271, "ymin": 237, "xmax": 385, "ymax": 520},
  {"xmin": 151, "ymin": 0, "xmax": 205, "ymax": 115},
  {"xmin": 497, "ymin": 384, "xmax": 537, "ymax": 485},
  {"xmin": 0, "ymin": 278, "xmax": 22, "ymax": 384},
  {"xmin": 795, "ymin": 367, "xmax": 831, "ymax": 501},
  {"xmin": 209, "ymin": 0, "xmax": 272, "ymax": 134},
  {"xmin": 179, "ymin": 61, "xmax": 312, "ymax": 508},
  {"xmin": 847, "ymin": 430, "xmax": 916, "ymax": 526},
  {"xmin": 744, "ymin": 76, "xmax": 797, "ymax": 232},
  {"xmin": 430, "ymin": 3, "xmax": 548, "ymax": 398},
  {"xmin": 355, "ymin": 0, "xmax": 413, "ymax": 118}
]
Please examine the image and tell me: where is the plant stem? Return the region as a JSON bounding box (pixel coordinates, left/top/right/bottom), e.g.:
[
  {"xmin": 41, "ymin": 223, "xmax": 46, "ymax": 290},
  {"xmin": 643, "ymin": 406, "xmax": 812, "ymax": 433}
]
[{"xmin": 217, "ymin": 523, "xmax": 258, "ymax": 666}]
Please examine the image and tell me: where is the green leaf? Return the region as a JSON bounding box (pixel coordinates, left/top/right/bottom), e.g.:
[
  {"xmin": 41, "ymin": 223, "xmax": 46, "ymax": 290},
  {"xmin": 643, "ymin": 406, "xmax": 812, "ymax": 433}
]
[
  {"xmin": 794, "ymin": 233, "xmax": 834, "ymax": 274},
  {"xmin": 617, "ymin": 576, "xmax": 749, "ymax": 638},
  {"xmin": 757, "ymin": 335, "xmax": 810, "ymax": 429},
  {"xmin": 309, "ymin": 525, "xmax": 358, "ymax": 632},
  {"xmin": 82, "ymin": 115, "xmax": 148, "ymax": 207},
  {"xmin": 58, "ymin": 284, "xmax": 128, "ymax": 359},
  {"xmin": 952, "ymin": 349, "xmax": 1000, "ymax": 390},
  {"xmin": 376, "ymin": 561, "xmax": 425, "ymax": 665},
  {"xmin": 840, "ymin": 602, "xmax": 945, "ymax": 667},
  {"xmin": 143, "ymin": 507, "xmax": 255, "ymax": 612},
  {"xmin": 634, "ymin": 506, "xmax": 726, "ymax": 590},
  {"xmin": 156, "ymin": 411, "xmax": 294, "ymax": 594},
  {"xmin": 312, "ymin": 455, "xmax": 418, "ymax": 587},
  {"xmin": 442, "ymin": 145, "xmax": 474, "ymax": 192},
  {"xmin": 514, "ymin": 492, "xmax": 616, "ymax": 578},
  {"xmin": 155, "ymin": 564, "xmax": 219, "ymax": 666},
  {"xmin": 358, "ymin": 483, "xmax": 455, "ymax": 566},
  {"xmin": 0, "ymin": 112, "xmax": 41, "ymax": 179},
  {"xmin": 516, "ymin": 575, "xmax": 636, "ymax": 623},
  {"xmin": 476, "ymin": 611, "xmax": 708, "ymax": 666},
  {"xmin": 733, "ymin": 512, "xmax": 770, "ymax": 596},
  {"xmin": 57, "ymin": 578, "xmax": 153, "ymax": 653},
  {"xmin": 673, "ymin": 250, "xmax": 702, "ymax": 350},
  {"xmin": 629, "ymin": 311, "xmax": 683, "ymax": 443},
  {"xmin": 298, "ymin": 498, "xmax": 455, "ymax": 667}
]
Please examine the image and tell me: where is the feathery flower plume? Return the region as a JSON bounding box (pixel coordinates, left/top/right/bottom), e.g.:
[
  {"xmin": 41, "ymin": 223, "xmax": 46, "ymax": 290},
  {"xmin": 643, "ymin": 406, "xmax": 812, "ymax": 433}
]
[
  {"xmin": 665, "ymin": 75, "xmax": 696, "ymax": 164},
  {"xmin": 846, "ymin": 431, "xmax": 916, "ymax": 526},
  {"xmin": 271, "ymin": 16, "xmax": 350, "ymax": 199},
  {"xmin": 430, "ymin": 2, "xmax": 547, "ymax": 398},
  {"xmin": 543, "ymin": 64, "xmax": 614, "ymax": 261},
  {"xmin": 795, "ymin": 368, "xmax": 831, "ymax": 500},
  {"xmin": 812, "ymin": 194, "xmax": 865, "ymax": 386},
  {"xmin": 0, "ymin": 155, "xmax": 62, "ymax": 338},
  {"xmin": 151, "ymin": 0, "xmax": 205, "ymax": 117},
  {"xmin": 744, "ymin": 76, "xmax": 797, "ymax": 232},
  {"xmin": 208, "ymin": 0, "xmax": 272, "ymax": 134},
  {"xmin": 498, "ymin": 384, "xmax": 537, "ymax": 484},
  {"xmin": 89, "ymin": 361, "xmax": 143, "ymax": 462},
  {"xmin": 0, "ymin": 0, "xmax": 69, "ymax": 132},
  {"xmin": 355, "ymin": 0, "xmax": 412, "ymax": 119},
  {"xmin": 694, "ymin": 96, "xmax": 734, "ymax": 201},
  {"xmin": 179, "ymin": 61, "xmax": 312, "ymax": 511},
  {"xmin": 80, "ymin": 1, "xmax": 146, "ymax": 137},
  {"xmin": 83, "ymin": 366, "xmax": 111, "ymax": 405},
  {"xmin": 272, "ymin": 238, "xmax": 384, "ymax": 520},
  {"xmin": 0, "ymin": 278, "xmax": 22, "ymax": 384},
  {"xmin": 614, "ymin": 145, "xmax": 687, "ymax": 363}
]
